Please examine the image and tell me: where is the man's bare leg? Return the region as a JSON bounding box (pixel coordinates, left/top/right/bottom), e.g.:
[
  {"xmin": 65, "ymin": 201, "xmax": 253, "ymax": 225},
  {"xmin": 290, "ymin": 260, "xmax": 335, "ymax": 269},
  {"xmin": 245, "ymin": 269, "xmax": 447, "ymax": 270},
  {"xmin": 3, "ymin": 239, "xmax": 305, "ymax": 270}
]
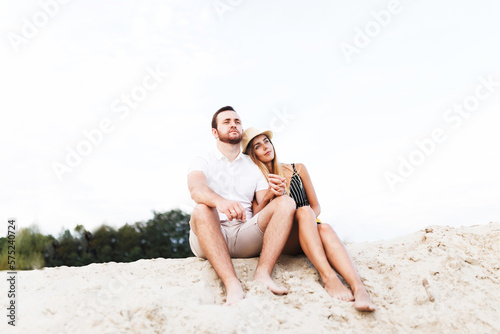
[
  {"xmin": 190, "ymin": 204, "xmax": 244, "ymax": 305},
  {"xmin": 318, "ymin": 224, "xmax": 376, "ymax": 312},
  {"xmin": 253, "ymin": 196, "xmax": 295, "ymax": 295},
  {"xmin": 293, "ymin": 207, "xmax": 354, "ymax": 301}
]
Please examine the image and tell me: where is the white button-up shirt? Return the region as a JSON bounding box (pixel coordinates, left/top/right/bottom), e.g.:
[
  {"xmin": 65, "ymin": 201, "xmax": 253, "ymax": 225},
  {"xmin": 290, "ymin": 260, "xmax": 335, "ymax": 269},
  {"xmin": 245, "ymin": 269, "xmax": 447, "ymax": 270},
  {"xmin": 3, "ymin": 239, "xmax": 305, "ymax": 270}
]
[{"xmin": 189, "ymin": 148, "xmax": 269, "ymax": 221}]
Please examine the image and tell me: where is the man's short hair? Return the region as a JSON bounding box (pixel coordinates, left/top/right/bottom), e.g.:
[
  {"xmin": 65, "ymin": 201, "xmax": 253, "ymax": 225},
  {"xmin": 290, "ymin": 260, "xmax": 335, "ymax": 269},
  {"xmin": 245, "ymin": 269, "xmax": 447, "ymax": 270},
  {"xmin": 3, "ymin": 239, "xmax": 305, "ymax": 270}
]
[{"xmin": 212, "ymin": 106, "xmax": 235, "ymax": 129}]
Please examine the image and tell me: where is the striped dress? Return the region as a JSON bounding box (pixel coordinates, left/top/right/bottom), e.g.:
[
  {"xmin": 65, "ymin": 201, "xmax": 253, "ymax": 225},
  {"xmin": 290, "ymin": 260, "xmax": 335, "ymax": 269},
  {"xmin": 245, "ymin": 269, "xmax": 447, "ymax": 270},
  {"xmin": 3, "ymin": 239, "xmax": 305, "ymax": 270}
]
[
  {"xmin": 288, "ymin": 163, "xmax": 323, "ymax": 224},
  {"xmin": 288, "ymin": 163, "xmax": 310, "ymax": 208}
]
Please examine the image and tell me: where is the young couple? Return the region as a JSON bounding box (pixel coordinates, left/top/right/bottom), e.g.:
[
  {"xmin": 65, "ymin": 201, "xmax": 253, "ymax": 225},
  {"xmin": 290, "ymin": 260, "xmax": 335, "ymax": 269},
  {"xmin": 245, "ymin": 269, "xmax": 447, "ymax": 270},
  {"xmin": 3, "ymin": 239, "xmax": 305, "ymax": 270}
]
[{"xmin": 187, "ymin": 106, "xmax": 375, "ymax": 312}]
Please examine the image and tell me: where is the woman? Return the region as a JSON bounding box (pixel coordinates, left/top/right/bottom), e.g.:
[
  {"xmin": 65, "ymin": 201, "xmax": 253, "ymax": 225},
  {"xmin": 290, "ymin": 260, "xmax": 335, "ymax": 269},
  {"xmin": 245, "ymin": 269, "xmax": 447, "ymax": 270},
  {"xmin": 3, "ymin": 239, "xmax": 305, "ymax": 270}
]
[{"xmin": 241, "ymin": 127, "xmax": 375, "ymax": 312}]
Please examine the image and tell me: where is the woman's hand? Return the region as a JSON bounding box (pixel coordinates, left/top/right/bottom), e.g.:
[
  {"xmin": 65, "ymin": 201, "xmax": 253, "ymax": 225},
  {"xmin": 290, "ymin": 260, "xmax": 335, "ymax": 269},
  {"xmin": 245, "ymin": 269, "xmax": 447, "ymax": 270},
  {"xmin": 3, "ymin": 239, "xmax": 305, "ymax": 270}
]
[{"xmin": 268, "ymin": 174, "xmax": 287, "ymax": 197}]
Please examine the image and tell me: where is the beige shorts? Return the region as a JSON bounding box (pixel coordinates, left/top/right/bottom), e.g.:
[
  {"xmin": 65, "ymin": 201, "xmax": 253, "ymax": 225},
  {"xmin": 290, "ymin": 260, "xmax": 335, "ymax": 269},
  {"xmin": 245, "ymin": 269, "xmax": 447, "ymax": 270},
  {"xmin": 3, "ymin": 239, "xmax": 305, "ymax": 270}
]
[{"xmin": 189, "ymin": 213, "xmax": 263, "ymax": 259}]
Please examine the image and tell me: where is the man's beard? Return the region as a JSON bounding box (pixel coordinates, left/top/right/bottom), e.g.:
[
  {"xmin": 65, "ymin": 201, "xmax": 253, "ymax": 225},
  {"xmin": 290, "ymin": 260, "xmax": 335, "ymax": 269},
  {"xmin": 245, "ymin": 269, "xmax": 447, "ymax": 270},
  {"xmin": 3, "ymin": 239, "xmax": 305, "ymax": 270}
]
[{"xmin": 219, "ymin": 131, "xmax": 242, "ymax": 144}]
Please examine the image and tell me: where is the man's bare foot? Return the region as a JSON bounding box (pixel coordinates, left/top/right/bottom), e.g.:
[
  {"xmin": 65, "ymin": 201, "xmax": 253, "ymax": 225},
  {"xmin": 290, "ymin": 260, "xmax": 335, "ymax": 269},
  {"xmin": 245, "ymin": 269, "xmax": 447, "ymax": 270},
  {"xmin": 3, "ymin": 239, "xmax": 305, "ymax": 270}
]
[
  {"xmin": 253, "ymin": 270, "xmax": 288, "ymax": 295},
  {"xmin": 224, "ymin": 280, "xmax": 245, "ymax": 306},
  {"xmin": 353, "ymin": 287, "xmax": 376, "ymax": 312},
  {"xmin": 322, "ymin": 274, "xmax": 354, "ymax": 301}
]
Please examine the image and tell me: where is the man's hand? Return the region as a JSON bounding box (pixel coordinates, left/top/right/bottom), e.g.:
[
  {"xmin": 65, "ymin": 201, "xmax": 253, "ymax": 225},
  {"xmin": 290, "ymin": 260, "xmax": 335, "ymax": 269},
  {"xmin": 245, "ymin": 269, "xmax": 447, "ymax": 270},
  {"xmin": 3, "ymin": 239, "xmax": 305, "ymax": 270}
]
[
  {"xmin": 268, "ymin": 174, "xmax": 287, "ymax": 197},
  {"xmin": 216, "ymin": 198, "xmax": 247, "ymax": 221}
]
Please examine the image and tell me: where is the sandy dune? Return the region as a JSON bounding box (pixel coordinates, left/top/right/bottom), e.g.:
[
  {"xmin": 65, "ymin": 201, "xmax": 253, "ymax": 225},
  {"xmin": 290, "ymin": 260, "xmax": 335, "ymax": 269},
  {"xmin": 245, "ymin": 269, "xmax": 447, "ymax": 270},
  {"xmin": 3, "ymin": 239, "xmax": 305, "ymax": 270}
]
[{"xmin": 1, "ymin": 222, "xmax": 499, "ymax": 333}]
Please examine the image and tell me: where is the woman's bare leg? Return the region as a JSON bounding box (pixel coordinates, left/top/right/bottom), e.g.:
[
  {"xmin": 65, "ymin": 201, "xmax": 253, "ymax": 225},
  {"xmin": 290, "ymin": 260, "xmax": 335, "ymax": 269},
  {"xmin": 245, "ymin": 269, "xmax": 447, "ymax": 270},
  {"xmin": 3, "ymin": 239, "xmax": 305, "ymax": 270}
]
[
  {"xmin": 283, "ymin": 207, "xmax": 353, "ymax": 301},
  {"xmin": 318, "ymin": 224, "xmax": 375, "ymax": 312}
]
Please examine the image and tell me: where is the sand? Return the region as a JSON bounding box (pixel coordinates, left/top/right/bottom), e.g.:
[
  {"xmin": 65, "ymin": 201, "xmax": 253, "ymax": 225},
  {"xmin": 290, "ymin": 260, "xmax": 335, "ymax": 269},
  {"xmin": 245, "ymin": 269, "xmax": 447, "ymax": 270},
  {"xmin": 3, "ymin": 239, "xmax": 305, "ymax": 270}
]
[{"xmin": 1, "ymin": 222, "xmax": 499, "ymax": 333}]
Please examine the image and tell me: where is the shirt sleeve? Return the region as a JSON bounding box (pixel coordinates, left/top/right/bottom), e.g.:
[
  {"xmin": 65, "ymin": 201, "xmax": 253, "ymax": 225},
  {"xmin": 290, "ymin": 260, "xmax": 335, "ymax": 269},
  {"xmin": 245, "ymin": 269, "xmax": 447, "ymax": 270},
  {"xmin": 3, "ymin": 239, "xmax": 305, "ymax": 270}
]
[{"xmin": 188, "ymin": 155, "xmax": 209, "ymax": 177}]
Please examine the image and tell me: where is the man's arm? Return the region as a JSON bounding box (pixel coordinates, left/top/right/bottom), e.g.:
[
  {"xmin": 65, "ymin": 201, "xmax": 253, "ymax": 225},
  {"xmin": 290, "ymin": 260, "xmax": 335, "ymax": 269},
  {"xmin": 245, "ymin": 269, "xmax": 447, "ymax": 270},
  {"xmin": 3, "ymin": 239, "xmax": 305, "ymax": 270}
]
[
  {"xmin": 188, "ymin": 171, "xmax": 222, "ymax": 207},
  {"xmin": 188, "ymin": 171, "xmax": 247, "ymax": 221}
]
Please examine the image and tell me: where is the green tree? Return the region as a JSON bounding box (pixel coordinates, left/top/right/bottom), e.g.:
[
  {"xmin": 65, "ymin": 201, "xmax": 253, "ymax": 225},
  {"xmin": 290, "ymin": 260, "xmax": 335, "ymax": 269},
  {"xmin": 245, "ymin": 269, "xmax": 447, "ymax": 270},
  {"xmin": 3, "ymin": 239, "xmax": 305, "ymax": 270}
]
[
  {"xmin": 53, "ymin": 229, "xmax": 80, "ymax": 266},
  {"xmin": 142, "ymin": 209, "xmax": 192, "ymax": 258},
  {"xmin": 1, "ymin": 209, "xmax": 193, "ymax": 270},
  {"xmin": 0, "ymin": 225, "xmax": 49, "ymax": 270},
  {"xmin": 92, "ymin": 225, "xmax": 119, "ymax": 262},
  {"xmin": 117, "ymin": 223, "xmax": 142, "ymax": 261},
  {"xmin": 17, "ymin": 226, "xmax": 47, "ymax": 269}
]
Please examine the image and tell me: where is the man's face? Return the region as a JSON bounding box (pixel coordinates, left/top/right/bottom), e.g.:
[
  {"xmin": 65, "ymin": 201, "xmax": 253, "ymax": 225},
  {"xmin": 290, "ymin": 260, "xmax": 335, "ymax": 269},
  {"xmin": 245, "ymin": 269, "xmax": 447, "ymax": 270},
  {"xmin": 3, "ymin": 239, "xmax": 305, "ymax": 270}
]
[{"xmin": 213, "ymin": 110, "xmax": 243, "ymax": 144}]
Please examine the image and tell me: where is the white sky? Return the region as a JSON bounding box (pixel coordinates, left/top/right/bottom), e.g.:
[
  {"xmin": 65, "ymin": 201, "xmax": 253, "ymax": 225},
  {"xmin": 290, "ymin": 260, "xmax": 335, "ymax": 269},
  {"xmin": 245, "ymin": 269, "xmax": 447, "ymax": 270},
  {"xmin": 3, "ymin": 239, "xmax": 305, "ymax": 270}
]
[{"xmin": 1, "ymin": 0, "xmax": 499, "ymax": 242}]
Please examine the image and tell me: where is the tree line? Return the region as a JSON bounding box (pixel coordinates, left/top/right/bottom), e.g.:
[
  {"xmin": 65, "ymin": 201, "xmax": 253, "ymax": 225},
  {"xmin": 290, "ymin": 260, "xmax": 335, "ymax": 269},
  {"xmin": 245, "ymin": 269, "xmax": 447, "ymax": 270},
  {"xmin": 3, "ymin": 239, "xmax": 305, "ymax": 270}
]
[{"xmin": 0, "ymin": 209, "xmax": 193, "ymax": 270}]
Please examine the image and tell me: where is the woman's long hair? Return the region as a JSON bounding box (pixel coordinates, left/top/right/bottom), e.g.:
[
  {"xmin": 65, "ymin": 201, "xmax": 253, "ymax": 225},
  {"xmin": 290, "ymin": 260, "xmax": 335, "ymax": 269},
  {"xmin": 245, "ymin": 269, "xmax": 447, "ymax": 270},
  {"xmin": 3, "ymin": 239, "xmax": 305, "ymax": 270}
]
[{"xmin": 246, "ymin": 135, "xmax": 290, "ymax": 194}]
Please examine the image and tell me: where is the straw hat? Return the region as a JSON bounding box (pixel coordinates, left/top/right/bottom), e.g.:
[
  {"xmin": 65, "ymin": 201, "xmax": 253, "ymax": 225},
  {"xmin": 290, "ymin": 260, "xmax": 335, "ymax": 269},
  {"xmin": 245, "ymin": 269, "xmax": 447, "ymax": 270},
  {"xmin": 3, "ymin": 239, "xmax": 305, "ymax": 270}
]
[{"xmin": 241, "ymin": 127, "xmax": 273, "ymax": 153}]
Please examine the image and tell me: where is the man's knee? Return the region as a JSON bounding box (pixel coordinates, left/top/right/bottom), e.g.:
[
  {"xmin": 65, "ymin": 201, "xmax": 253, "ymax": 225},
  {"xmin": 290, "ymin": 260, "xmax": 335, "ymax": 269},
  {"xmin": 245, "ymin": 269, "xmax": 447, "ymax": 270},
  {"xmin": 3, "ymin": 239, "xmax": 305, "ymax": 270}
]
[
  {"xmin": 191, "ymin": 204, "xmax": 218, "ymax": 230},
  {"xmin": 192, "ymin": 204, "xmax": 211, "ymax": 218},
  {"xmin": 274, "ymin": 195, "xmax": 296, "ymax": 213}
]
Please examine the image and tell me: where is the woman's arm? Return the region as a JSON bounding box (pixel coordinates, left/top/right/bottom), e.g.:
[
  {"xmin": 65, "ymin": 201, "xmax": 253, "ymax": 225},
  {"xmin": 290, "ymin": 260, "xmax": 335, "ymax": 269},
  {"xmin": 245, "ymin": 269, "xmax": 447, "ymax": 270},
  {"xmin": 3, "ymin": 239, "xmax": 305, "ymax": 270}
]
[
  {"xmin": 252, "ymin": 174, "xmax": 287, "ymax": 214},
  {"xmin": 252, "ymin": 190, "xmax": 274, "ymax": 214},
  {"xmin": 296, "ymin": 163, "xmax": 321, "ymax": 217}
]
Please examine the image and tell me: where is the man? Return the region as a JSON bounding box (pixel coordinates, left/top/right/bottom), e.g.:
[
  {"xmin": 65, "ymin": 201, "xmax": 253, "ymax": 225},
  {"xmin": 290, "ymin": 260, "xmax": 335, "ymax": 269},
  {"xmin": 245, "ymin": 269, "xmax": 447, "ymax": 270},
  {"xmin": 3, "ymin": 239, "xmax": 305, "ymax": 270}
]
[{"xmin": 187, "ymin": 106, "xmax": 295, "ymax": 305}]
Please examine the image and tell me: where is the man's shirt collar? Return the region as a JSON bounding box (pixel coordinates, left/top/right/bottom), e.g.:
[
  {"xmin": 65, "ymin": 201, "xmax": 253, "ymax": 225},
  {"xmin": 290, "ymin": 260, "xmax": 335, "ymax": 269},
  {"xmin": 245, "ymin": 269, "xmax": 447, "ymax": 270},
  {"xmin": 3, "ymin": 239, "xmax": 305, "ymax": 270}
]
[{"xmin": 214, "ymin": 146, "xmax": 244, "ymax": 162}]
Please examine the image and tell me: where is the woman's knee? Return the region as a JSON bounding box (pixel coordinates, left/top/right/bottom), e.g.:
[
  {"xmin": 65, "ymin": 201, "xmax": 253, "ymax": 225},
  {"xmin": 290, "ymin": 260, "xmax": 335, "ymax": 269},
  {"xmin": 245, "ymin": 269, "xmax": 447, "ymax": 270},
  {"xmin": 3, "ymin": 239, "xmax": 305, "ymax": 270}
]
[
  {"xmin": 317, "ymin": 223, "xmax": 341, "ymax": 242},
  {"xmin": 317, "ymin": 222, "xmax": 332, "ymax": 233},
  {"xmin": 295, "ymin": 206, "xmax": 316, "ymax": 221}
]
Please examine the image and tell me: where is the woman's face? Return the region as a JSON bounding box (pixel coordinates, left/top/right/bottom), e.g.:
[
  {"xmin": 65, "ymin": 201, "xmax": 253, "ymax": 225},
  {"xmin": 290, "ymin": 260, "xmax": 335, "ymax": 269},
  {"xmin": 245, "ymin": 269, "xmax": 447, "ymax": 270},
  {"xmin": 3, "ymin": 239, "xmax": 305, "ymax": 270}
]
[{"xmin": 251, "ymin": 134, "xmax": 275, "ymax": 163}]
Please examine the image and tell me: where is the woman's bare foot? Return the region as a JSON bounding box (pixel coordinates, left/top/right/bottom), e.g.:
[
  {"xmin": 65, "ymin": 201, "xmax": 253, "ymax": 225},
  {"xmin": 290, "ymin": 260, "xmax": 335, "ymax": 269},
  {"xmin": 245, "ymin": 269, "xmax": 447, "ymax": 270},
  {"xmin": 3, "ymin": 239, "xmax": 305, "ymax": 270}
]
[
  {"xmin": 224, "ymin": 280, "xmax": 245, "ymax": 306},
  {"xmin": 322, "ymin": 273, "xmax": 354, "ymax": 301},
  {"xmin": 253, "ymin": 270, "xmax": 288, "ymax": 295},
  {"xmin": 353, "ymin": 287, "xmax": 376, "ymax": 312}
]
